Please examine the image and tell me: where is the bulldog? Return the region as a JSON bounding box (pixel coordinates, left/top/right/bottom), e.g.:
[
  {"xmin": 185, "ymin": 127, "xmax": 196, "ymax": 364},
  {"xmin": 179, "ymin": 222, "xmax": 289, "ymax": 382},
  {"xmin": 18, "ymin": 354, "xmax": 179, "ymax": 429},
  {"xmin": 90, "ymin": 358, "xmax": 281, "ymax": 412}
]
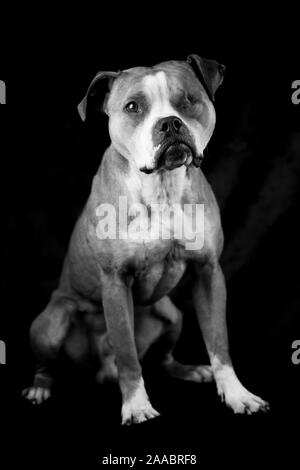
[{"xmin": 22, "ymin": 54, "xmax": 269, "ymax": 423}]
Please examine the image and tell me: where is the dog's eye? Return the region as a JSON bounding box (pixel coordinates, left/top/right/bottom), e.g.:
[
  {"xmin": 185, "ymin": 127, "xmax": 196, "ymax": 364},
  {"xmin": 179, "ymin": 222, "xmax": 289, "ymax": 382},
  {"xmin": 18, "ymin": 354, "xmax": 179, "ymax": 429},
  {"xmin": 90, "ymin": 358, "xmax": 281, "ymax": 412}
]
[
  {"xmin": 125, "ymin": 101, "xmax": 140, "ymax": 113},
  {"xmin": 186, "ymin": 94, "xmax": 197, "ymax": 105},
  {"xmin": 177, "ymin": 94, "xmax": 195, "ymax": 111}
]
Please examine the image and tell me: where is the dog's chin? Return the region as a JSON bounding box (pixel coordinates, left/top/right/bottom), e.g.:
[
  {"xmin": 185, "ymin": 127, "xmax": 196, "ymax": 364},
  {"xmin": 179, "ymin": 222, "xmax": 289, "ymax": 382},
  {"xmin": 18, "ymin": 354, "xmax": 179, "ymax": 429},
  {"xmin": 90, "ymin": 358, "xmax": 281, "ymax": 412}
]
[
  {"xmin": 139, "ymin": 138, "xmax": 205, "ymax": 174},
  {"xmin": 161, "ymin": 142, "xmax": 194, "ymax": 171},
  {"xmin": 139, "ymin": 141, "xmax": 197, "ymax": 174}
]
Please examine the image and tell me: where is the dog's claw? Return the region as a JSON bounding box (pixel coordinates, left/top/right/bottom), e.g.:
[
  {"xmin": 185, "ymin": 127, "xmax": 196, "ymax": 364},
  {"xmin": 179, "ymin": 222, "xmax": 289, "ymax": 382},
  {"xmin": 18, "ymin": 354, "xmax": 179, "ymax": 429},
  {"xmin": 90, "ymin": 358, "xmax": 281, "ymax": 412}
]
[{"xmin": 225, "ymin": 392, "xmax": 269, "ymax": 414}]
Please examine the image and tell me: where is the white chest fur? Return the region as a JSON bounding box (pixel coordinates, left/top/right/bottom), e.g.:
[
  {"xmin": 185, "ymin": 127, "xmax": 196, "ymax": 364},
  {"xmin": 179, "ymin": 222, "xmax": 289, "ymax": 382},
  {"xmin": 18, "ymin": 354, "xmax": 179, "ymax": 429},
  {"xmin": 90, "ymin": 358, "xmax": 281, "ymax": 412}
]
[{"xmin": 123, "ymin": 167, "xmax": 204, "ymax": 251}]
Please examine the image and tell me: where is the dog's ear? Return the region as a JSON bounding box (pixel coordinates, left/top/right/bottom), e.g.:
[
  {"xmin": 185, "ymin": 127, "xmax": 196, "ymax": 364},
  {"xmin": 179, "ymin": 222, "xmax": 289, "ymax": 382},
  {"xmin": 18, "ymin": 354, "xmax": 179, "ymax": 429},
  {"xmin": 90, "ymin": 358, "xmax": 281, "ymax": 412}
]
[
  {"xmin": 187, "ymin": 54, "xmax": 225, "ymax": 102},
  {"xmin": 78, "ymin": 71, "xmax": 119, "ymax": 121}
]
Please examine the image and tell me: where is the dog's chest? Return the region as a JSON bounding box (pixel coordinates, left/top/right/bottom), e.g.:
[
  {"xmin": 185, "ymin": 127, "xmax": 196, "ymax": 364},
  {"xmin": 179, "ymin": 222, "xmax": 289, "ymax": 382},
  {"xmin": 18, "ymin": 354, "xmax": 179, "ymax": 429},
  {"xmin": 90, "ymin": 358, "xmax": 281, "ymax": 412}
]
[
  {"xmin": 132, "ymin": 243, "xmax": 187, "ymax": 303},
  {"xmin": 123, "ymin": 167, "xmax": 199, "ymax": 248},
  {"xmin": 124, "ymin": 204, "xmax": 195, "ymax": 246},
  {"xmin": 126, "ymin": 203, "xmax": 220, "ymax": 302}
]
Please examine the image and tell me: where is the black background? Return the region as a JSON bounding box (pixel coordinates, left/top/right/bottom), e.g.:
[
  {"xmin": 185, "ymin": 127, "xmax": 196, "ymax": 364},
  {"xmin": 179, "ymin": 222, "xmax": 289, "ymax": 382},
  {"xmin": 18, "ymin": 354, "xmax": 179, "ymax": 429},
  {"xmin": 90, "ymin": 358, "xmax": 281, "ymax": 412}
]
[{"xmin": 0, "ymin": 11, "xmax": 299, "ymax": 467}]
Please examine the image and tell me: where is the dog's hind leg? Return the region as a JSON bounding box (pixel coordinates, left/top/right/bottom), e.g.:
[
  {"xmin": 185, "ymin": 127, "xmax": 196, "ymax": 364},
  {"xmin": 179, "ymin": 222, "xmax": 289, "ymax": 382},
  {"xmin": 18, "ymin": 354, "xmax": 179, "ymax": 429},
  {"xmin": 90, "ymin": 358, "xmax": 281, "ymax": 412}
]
[
  {"xmin": 134, "ymin": 305, "xmax": 166, "ymax": 360},
  {"xmin": 152, "ymin": 297, "xmax": 214, "ymax": 383},
  {"xmin": 22, "ymin": 292, "xmax": 77, "ymax": 404},
  {"xmin": 135, "ymin": 297, "xmax": 213, "ymax": 383},
  {"xmin": 94, "ymin": 332, "xmax": 119, "ymax": 384},
  {"xmin": 95, "ymin": 306, "xmax": 165, "ymax": 384}
]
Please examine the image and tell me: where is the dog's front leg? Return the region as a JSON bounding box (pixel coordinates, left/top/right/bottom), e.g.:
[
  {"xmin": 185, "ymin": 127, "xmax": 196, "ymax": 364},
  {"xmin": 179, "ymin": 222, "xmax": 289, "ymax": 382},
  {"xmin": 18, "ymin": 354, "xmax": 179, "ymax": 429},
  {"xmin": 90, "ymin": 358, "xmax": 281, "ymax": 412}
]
[
  {"xmin": 192, "ymin": 259, "xmax": 269, "ymax": 414},
  {"xmin": 101, "ymin": 271, "xmax": 160, "ymax": 424}
]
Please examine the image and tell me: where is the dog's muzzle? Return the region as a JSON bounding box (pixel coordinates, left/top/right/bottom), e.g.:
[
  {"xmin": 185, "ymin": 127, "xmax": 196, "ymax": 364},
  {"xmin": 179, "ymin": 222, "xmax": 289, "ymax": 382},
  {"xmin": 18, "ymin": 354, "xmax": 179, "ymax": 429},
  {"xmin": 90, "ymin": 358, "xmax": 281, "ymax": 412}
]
[
  {"xmin": 140, "ymin": 116, "xmax": 203, "ymax": 173},
  {"xmin": 140, "ymin": 139, "xmax": 202, "ymax": 174},
  {"xmin": 160, "ymin": 140, "xmax": 194, "ymax": 171}
]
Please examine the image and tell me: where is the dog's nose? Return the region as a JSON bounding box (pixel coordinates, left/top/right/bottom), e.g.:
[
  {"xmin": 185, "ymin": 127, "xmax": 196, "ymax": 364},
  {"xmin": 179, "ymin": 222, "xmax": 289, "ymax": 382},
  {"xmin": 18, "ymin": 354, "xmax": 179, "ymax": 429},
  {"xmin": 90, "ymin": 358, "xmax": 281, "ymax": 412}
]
[{"xmin": 158, "ymin": 116, "xmax": 183, "ymax": 134}]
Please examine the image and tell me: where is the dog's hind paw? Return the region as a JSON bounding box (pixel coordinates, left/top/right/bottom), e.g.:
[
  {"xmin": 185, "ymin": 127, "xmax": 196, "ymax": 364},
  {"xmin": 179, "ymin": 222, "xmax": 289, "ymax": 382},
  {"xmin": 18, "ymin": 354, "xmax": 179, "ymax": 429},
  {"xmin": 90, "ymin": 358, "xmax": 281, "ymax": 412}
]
[
  {"xmin": 162, "ymin": 360, "xmax": 213, "ymax": 383},
  {"xmin": 21, "ymin": 386, "xmax": 51, "ymax": 405}
]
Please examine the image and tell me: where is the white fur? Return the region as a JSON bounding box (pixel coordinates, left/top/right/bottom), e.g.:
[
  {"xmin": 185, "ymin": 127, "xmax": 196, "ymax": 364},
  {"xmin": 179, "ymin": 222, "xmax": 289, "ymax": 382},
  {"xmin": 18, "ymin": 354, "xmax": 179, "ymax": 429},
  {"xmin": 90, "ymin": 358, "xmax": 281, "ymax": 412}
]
[
  {"xmin": 210, "ymin": 355, "xmax": 268, "ymax": 414},
  {"xmin": 22, "ymin": 386, "xmax": 51, "ymax": 404},
  {"xmin": 121, "ymin": 378, "xmax": 160, "ymax": 424},
  {"xmin": 131, "ymin": 72, "xmax": 179, "ymax": 169},
  {"xmin": 121, "ymin": 166, "xmax": 204, "ymax": 249},
  {"xmin": 140, "ymin": 165, "xmax": 188, "ymax": 205}
]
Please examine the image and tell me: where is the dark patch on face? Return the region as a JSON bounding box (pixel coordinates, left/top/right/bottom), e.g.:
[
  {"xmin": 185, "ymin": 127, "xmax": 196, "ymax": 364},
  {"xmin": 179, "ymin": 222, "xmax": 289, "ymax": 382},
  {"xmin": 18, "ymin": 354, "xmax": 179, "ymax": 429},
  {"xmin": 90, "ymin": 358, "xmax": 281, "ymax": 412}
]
[
  {"xmin": 153, "ymin": 61, "xmax": 211, "ymax": 126},
  {"xmin": 171, "ymin": 91, "xmax": 205, "ymax": 121},
  {"xmin": 170, "ymin": 77, "xmax": 209, "ymax": 127},
  {"xmin": 123, "ymin": 91, "xmax": 150, "ymax": 125}
]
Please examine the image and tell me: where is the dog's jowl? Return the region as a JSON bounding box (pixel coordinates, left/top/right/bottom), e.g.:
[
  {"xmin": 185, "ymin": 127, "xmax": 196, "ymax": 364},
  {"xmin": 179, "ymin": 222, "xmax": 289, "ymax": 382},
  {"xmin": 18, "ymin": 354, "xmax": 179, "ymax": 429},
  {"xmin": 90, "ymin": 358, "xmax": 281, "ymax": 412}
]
[{"xmin": 23, "ymin": 55, "xmax": 269, "ymax": 423}]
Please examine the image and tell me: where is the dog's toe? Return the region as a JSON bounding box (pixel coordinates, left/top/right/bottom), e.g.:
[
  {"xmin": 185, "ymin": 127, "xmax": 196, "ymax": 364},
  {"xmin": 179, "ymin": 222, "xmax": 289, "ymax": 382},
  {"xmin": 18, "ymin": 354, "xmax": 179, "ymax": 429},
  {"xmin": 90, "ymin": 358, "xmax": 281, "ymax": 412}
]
[
  {"xmin": 190, "ymin": 365, "xmax": 213, "ymax": 382},
  {"xmin": 226, "ymin": 391, "xmax": 269, "ymax": 414},
  {"xmin": 22, "ymin": 386, "xmax": 51, "ymax": 404},
  {"xmin": 163, "ymin": 360, "xmax": 213, "ymax": 383},
  {"xmin": 122, "ymin": 403, "xmax": 160, "ymax": 425}
]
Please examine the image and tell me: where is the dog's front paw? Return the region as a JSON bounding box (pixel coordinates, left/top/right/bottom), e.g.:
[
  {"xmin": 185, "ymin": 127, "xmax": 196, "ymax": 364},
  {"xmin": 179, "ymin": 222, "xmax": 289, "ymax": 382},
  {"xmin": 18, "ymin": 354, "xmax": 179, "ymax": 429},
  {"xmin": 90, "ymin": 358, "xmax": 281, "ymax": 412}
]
[
  {"xmin": 222, "ymin": 388, "xmax": 269, "ymax": 414},
  {"xmin": 22, "ymin": 386, "xmax": 51, "ymax": 405},
  {"xmin": 122, "ymin": 401, "xmax": 160, "ymax": 425},
  {"xmin": 121, "ymin": 378, "xmax": 160, "ymax": 425},
  {"xmin": 213, "ymin": 362, "xmax": 269, "ymax": 414}
]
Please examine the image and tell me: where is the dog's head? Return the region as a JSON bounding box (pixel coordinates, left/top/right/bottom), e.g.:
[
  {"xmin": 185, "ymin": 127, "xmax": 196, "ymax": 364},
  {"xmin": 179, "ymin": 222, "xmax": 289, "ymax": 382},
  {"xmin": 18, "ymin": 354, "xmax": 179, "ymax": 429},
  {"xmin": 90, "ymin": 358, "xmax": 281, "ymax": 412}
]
[{"xmin": 78, "ymin": 54, "xmax": 225, "ymax": 173}]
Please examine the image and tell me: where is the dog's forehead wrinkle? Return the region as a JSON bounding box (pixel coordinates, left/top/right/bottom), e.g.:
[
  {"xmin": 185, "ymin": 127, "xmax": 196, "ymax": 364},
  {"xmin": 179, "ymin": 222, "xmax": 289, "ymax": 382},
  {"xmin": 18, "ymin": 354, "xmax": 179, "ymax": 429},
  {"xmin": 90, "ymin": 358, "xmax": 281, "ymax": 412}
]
[{"xmin": 110, "ymin": 65, "xmax": 203, "ymax": 107}]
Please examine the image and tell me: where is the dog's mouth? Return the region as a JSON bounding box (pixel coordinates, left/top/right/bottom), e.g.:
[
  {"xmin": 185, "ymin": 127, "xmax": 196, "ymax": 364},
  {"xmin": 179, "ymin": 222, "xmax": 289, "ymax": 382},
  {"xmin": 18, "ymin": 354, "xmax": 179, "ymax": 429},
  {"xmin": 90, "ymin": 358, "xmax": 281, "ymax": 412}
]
[
  {"xmin": 139, "ymin": 138, "xmax": 203, "ymax": 174},
  {"xmin": 157, "ymin": 138, "xmax": 198, "ymax": 171},
  {"xmin": 159, "ymin": 142, "xmax": 193, "ymax": 171}
]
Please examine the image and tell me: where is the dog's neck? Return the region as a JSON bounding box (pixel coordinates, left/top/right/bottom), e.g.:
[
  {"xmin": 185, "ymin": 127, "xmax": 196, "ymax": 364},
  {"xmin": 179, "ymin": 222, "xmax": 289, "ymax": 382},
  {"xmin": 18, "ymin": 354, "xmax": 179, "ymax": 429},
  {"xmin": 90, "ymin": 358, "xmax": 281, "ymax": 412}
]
[
  {"xmin": 128, "ymin": 164, "xmax": 189, "ymax": 206},
  {"xmin": 102, "ymin": 145, "xmax": 191, "ymax": 206}
]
